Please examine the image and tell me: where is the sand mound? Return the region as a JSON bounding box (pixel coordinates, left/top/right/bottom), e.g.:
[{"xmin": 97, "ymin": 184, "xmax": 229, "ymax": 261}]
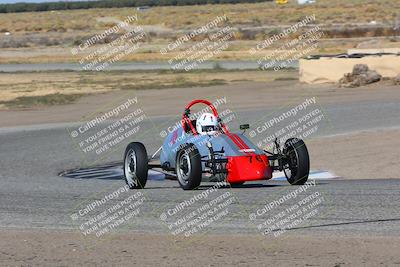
[
  {"xmin": 393, "ymin": 74, "xmax": 400, "ymax": 85},
  {"xmin": 339, "ymin": 64, "xmax": 382, "ymax": 87}
]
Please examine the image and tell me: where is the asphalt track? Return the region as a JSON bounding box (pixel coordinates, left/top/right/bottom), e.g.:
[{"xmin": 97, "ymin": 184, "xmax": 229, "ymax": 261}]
[{"xmin": 0, "ymin": 102, "xmax": 400, "ymax": 237}]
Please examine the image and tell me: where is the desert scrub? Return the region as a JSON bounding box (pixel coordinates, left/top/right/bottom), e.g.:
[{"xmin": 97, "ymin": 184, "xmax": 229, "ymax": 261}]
[{"xmin": 0, "ymin": 93, "xmax": 85, "ymax": 108}]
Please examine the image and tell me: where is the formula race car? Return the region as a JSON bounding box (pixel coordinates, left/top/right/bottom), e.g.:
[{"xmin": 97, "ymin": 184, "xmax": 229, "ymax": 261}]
[{"xmin": 123, "ymin": 99, "xmax": 310, "ymax": 190}]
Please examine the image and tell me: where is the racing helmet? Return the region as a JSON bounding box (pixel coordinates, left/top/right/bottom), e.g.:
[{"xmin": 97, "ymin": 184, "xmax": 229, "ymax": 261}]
[{"xmin": 196, "ymin": 113, "xmax": 219, "ymax": 135}]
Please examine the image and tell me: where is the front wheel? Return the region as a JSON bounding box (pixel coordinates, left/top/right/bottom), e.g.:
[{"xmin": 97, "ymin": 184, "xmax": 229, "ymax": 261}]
[
  {"xmin": 123, "ymin": 142, "xmax": 148, "ymax": 189},
  {"xmin": 176, "ymin": 144, "xmax": 202, "ymax": 190},
  {"xmin": 283, "ymin": 138, "xmax": 310, "ymax": 185}
]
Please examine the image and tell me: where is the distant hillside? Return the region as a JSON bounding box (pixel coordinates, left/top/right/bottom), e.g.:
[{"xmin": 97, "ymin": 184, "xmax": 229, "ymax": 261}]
[{"xmin": 0, "ymin": 0, "xmax": 272, "ymax": 13}]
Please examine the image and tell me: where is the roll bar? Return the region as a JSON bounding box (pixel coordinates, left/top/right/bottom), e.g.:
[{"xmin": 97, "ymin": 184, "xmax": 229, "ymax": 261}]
[{"xmin": 181, "ymin": 99, "xmax": 230, "ymax": 135}]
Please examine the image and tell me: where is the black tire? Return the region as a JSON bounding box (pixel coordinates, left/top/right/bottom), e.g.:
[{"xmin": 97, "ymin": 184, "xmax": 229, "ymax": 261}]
[
  {"xmin": 230, "ymin": 182, "xmax": 244, "ymax": 187},
  {"xmin": 123, "ymin": 142, "xmax": 148, "ymax": 189},
  {"xmin": 176, "ymin": 144, "xmax": 202, "ymax": 190},
  {"xmin": 283, "ymin": 138, "xmax": 310, "ymax": 185}
]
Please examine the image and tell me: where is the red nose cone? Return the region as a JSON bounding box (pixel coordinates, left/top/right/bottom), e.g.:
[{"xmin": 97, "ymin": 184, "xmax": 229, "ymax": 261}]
[{"xmin": 226, "ymin": 154, "xmax": 272, "ymax": 183}]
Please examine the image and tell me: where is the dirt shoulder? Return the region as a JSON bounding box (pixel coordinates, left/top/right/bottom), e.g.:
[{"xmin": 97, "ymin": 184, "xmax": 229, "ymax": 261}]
[{"xmin": 0, "ymin": 229, "xmax": 399, "ymax": 266}]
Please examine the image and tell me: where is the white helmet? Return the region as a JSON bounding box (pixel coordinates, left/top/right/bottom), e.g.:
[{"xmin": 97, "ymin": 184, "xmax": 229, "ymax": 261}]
[{"xmin": 196, "ymin": 113, "xmax": 218, "ymax": 135}]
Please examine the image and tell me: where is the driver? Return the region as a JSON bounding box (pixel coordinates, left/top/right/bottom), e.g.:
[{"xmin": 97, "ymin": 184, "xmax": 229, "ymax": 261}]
[{"xmin": 196, "ymin": 113, "xmax": 219, "ymax": 135}]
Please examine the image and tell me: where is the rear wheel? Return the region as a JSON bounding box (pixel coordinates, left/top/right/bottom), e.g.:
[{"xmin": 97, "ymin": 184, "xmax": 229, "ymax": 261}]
[
  {"xmin": 283, "ymin": 138, "xmax": 310, "ymax": 185},
  {"xmin": 124, "ymin": 142, "xmax": 148, "ymax": 189},
  {"xmin": 176, "ymin": 144, "xmax": 202, "ymax": 190}
]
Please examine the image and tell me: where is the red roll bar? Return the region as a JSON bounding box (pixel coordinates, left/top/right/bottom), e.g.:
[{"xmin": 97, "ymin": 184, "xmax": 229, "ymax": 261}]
[{"xmin": 182, "ymin": 99, "xmax": 230, "ymax": 135}]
